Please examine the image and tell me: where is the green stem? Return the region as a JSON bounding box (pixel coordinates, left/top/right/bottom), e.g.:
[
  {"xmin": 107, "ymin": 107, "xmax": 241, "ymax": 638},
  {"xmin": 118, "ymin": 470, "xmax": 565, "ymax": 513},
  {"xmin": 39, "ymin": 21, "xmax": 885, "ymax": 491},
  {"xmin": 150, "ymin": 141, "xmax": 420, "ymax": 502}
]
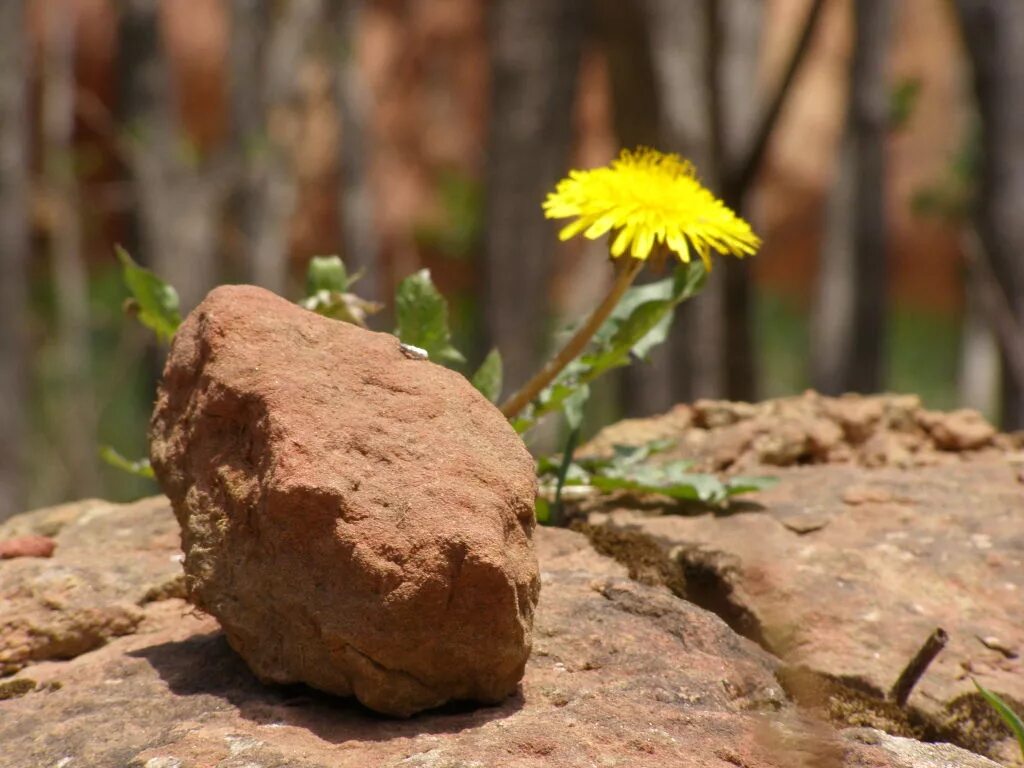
[
  {"xmin": 500, "ymin": 257, "xmax": 644, "ymax": 419},
  {"xmin": 551, "ymin": 426, "xmax": 581, "ymax": 527}
]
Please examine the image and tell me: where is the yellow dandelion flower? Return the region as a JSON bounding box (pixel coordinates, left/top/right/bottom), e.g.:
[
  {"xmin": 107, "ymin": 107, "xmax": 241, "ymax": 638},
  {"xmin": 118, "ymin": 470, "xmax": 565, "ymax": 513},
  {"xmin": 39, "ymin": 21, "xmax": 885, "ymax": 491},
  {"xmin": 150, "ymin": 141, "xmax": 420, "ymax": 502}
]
[{"xmin": 543, "ymin": 147, "xmax": 761, "ymax": 268}]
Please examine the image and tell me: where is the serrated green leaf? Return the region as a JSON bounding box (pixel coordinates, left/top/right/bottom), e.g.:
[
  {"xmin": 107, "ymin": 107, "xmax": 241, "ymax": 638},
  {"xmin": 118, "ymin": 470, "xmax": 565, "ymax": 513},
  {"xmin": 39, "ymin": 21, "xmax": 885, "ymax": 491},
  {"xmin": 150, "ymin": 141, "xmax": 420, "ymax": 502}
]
[
  {"xmin": 515, "ymin": 262, "xmax": 707, "ymax": 433},
  {"xmin": 574, "ymin": 439, "xmax": 677, "ymax": 474},
  {"xmin": 394, "ymin": 269, "xmax": 465, "ymax": 366},
  {"xmin": 589, "ymin": 473, "xmax": 721, "ymax": 503},
  {"xmin": 536, "ymin": 454, "xmax": 561, "ymax": 476},
  {"xmin": 115, "ymin": 245, "xmax": 181, "ymax": 343},
  {"xmin": 974, "ymin": 680, "xmax": 1024, "ymax": 758},
  {"xmin": 536, "ymin": 434, "xmax": 772, "ymax": 509},
  {"xmin": 471, "ymin": 348, "xmax": 503, "ymax": 403},
  {"xmin": 550, "ymin": 427, "xmax": 581, "ymax": 526},
  {"xmin": 725, "ymin": 476, "xmax": 779, "ymax": 495},
  {"xmin": 561, "ymin": 385, "xmax": 590, "ymax": 431},
  {"xmin": 631, "ymin": 310, "xmax": 674, "ymax": 360},
  {"xmin": 301, "ymin": 290, "xmax": 382, "ymax": 327},
  {"xmin": 535, "ymin": 496, "xmax": 551, "ymax": 524},
  {"xmin": 306, "ymin": 255, "xmax": 351, "ymax": 294},
  {"xmin": 99, "ymin": 446, "xmax": 155, "ymax": 479}
]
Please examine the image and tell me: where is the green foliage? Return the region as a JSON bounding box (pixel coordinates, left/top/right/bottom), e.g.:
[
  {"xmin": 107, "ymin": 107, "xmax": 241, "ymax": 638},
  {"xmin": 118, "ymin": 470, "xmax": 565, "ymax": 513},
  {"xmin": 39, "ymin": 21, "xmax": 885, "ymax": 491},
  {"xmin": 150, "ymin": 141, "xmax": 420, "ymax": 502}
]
[
  {"xmin": 544, "ymin": 427, "xmax": 582, "ymax": 526},
  {"xmin": 911, "ymin": 124, "xmax": 979, "ymax": 222},
  {"xmin": 537, "ymin": 438, "xmax": 777, "ymax": 512},
  {"xmin": 115, "ymin": 246, "xmax": 181, "ymax": 344},
  {"xmin": 974, "ymin": 680, "xmax": 1024, "ymax": 759},
  {"xmin": 414, "ymin": 169, "xmax": 483, "ymax": 260},
  {"xmin": 300, "ymin": 256, "xmax": 382, "ymax": 328},
  {"xmin": 888, "ymin": 77, "xmax": 922, "ymax": 131},
  {"xmin": 99, "ymin": 446, "xmax": 155, "ymax": 480},
  {"xmin": 306, "ymin": 254, "xmax": 353, "ymax": 294},
  {"xmin": 471, "ymin": 349, "xmax": 503, "ymax": 403},
  {"xmin": 395, "ymin": 269, "xmax": 466, "ymax": 366},
  {"xmin": 512, "ymin": 262, "xmax": 707, "ymax": 433}
]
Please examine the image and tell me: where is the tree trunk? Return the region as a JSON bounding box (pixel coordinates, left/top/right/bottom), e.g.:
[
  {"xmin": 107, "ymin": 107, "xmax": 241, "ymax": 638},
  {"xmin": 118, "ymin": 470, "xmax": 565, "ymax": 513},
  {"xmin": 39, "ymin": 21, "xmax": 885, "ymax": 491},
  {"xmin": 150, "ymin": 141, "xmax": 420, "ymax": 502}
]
[
  {"xmin": 811, "ymin": 135, "xmax": 857, "ymax": 394},
  {"xmin": 645, "ymin": 0, "xmax": 726, "ymax": 401},
  {"xmin": 718, "ymin": 0, "xmax": 764, "ymax": 402},
  {"xmin": 597, "ymin": 0, "xmax": 675, "ymax": 416},
  {"xmin": 483, "ymin": 0, "xmax": 586, "ymax": 396},
  {"xmin": 608, "ymin": 0, "xmax": 765, "ymax": 410},
  {"xmin": 244, "ymin": 0, "xmax": 325, "ymax": 296},
  {"xmin": 333, "ymin": 0, "xmax": 380, "ymax": 302},
  {"xmin": 0, "ymin": 0, "xmax": 30, "ymax": 519},
  {"xmin": 955, "ymin": 0, "xmax": 1024, "ymax": 427},
  {"xmin": 120, "ymin": 0, "xmax": 222, "ymax": 311},
  {"xmin": 225, "ymin": 0, "xmax": 268, "ymax": 282},
  {"xmin": 811, "ymin": 0, "xmax": 892, "ymax": 395},
  {"xmin": 43, "ymin": 1, "xmax": 101, "ymax": 499},
  {"xmin": 958, "ymin": 258, "xmax": 999, "ymax": 415}
]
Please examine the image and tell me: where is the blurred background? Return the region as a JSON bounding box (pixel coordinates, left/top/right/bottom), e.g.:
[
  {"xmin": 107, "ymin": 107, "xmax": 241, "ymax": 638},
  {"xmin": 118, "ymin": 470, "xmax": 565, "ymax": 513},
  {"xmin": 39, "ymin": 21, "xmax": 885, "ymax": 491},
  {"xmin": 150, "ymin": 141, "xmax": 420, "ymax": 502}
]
[{"xmin": 0, "ymin": 0, "xmax": 1022, "ymax": 517}]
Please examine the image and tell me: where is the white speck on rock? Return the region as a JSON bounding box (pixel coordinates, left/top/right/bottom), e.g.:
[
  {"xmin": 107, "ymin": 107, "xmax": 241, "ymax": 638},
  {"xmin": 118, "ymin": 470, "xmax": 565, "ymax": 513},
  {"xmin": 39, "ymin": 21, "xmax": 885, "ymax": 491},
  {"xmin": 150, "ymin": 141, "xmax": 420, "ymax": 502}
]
[
  {"xmin": 399, "ymin": 343, "xmax": 429, "ymax": 360},
  {"xmin": 143, "ymin": 758, "xmax": 183, "ymax": 768},
  {"xmin": 226, "ymin": 735, "xmax": 264, "ymax": 755},
  {"xmin": 399, "ymin": 748, "xmax": 445, "ymax": 766}
]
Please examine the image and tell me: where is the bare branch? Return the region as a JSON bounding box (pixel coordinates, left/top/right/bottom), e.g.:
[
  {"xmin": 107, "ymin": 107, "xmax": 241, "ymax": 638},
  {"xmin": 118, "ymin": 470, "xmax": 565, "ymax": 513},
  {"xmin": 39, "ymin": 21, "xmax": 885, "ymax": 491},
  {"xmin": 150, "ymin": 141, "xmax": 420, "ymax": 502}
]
[
  {"xmin": 725, "ymin": 0, "xmax": 827, "ymax": 200},
  {"xmin": 889, "ymin": 628, "xmax": 948, "ymax": 707},
  {"xmin": 962, "ymin": 228, "xmax": 1024, "ymax": 389}
]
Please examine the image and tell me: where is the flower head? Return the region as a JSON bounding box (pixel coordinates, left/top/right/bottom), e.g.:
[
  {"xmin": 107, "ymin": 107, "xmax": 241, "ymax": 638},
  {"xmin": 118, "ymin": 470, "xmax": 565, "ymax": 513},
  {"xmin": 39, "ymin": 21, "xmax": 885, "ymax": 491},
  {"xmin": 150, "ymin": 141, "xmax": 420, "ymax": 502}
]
[{"xmin": 543, "ymin": 147, "xmax": 761, "ymax": 268}]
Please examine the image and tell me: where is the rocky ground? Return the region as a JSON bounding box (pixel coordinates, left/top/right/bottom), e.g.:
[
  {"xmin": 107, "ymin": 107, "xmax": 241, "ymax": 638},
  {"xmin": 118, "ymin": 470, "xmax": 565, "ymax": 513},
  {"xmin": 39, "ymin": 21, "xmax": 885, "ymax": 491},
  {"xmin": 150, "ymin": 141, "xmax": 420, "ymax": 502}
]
[
  {"xmin": 1, "ymin": 393, "xmax": 1020, "ymax": 767},
  {"xmin": 575, "ymin": 392, "xmax": 1024, "ymax": 766}
]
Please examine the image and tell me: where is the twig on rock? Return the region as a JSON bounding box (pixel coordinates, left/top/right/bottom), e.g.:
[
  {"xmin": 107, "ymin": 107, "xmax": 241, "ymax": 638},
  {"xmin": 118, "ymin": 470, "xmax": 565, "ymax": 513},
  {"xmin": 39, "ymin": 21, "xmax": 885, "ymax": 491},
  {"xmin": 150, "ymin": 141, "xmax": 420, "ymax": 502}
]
[{"xmin": 889, "ymin": 627, "xmax": 949, "ymax": 707}]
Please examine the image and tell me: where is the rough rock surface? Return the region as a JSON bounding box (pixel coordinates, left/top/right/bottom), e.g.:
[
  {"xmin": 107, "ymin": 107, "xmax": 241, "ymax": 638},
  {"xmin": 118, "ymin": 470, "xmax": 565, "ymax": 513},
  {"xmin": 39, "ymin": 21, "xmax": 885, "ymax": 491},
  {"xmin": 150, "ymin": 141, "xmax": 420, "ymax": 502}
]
[
  {"xmin": 149, "ymin": 285, "xmax": 540, "ymax": 717},
  {"xmin": 0, "ymin": 534, "xmax": 56, "ymax": 559},
  {"xmin": 0, "ymin": 496, "xmax": 183, "ymax": 677},
  {"xmin": 583, "ymin": 392, "xmax": 1019, "ymax": 472},
  {"xmin": 576, "ymin": 394, "xmax": 1024, "ymax": 764},
  {"xmin": 0, "ymin": 498, "xmax": 1001, "ymax": 767}
]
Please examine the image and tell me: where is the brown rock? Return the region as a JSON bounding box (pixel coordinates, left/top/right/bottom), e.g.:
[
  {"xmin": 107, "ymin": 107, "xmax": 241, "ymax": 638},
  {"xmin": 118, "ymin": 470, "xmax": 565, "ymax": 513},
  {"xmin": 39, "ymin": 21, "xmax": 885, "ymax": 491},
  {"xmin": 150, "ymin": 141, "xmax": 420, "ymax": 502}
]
[
  {"xmin": 580, "ymin": 392, "xmax": 1003, "ymax": 473},
  {"xmin": 149, "ymin": 285, "xmax": 540, "ymax": 717},
  {"xmin": 843, "ymin": 729, "xmax": 1002, "ymax": 768},
  {"xmin": 0, "ymin": 503, "xmax": 994, "ymax": 768},
  {"xmin": 693, "ymin": 398, "xmax": 757, "ymax": 428},
  {"xmin": 0, "ymin": 535, "xmax": 56, "ymax": 559},
  {"xmin": 583, "ymin": 456, "xmax": 1024, "ymax": 764},
  {"xmin": 0, "ymin": 498, "xmax": 102, "ymax": 538},
  {"xmin": 822, "ymin": 395, "xmax": 886, "ymax": 443},
  {"xmin": 0, "ymin": 497, "xmax": 182, "ymax": 676},
  {"xmin": 841, "ymin": 485, "xmax": 894, "ymax": 505},
  {"xmin": 919, "ymin": 408, "xmax": 997, "ymax": 451}
]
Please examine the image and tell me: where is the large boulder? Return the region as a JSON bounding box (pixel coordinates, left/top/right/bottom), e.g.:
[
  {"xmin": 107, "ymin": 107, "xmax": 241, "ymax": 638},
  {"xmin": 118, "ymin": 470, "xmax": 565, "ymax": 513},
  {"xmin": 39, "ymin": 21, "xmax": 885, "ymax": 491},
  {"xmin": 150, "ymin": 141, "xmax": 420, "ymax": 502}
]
[{"xmin": 148, "ymin": 285, "xmax": 540, "ymax": 717}]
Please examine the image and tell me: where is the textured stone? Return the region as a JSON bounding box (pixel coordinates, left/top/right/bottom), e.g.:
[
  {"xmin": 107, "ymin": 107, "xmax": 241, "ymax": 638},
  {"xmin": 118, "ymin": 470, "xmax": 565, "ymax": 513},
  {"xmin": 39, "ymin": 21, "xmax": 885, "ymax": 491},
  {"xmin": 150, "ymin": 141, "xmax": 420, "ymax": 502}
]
[
  {"xmin": 149, "ymin": 285, "xmax": 540, "ymax": 717},
  {"xmin": 577, "ymin": 399, "xmax": 1024, "ymax": 765},
  {"xmin": 581, "ymin": 392, "xmax": 1014, "ymax": 473},
  {"xmin": 0, "ymin": 534, "xmax": 56, "ymax": 559},
  {"xmin": 843, "ymin": 729, "xmax": 1003, "ymax": 768},
  {"xmin": 1, "ymin": 503, "xmax": 995, "ymax": 768},
  {"xmin": 0, "ymin": 496, "xmax": 182, "ymax": 676},
  {"xmin": 918, "ymin": 408, "xmax": 997, "ymax": 451}
]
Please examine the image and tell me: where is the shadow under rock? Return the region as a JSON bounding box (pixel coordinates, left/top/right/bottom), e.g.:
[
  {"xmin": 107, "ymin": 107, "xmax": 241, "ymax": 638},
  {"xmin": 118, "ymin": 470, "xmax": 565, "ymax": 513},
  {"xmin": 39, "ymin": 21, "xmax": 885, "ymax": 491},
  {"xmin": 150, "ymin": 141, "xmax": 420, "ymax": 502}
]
[{"xmin": 129, "ymin": 630, "xmax": 524, "ymax": 744}]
